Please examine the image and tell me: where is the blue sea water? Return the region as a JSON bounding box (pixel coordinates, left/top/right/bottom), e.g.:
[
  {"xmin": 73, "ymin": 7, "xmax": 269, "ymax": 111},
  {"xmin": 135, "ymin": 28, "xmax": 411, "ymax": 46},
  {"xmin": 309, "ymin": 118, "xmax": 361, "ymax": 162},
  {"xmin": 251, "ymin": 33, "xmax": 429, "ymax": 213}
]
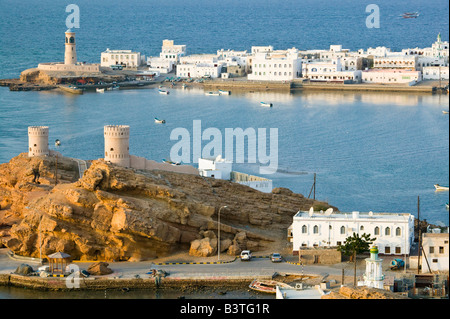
[{"xmin": 0, "ymin": 0, "xmax": 449, "ymax": 228}]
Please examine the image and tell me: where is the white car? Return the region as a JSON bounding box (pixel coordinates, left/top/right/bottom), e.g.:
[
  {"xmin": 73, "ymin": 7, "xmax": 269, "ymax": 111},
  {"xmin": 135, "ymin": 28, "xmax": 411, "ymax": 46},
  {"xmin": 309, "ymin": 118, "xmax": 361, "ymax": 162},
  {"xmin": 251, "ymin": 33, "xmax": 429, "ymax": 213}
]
[{"xmin": 240, "ymin": 250, "xmax": 252, "ymax": 261}]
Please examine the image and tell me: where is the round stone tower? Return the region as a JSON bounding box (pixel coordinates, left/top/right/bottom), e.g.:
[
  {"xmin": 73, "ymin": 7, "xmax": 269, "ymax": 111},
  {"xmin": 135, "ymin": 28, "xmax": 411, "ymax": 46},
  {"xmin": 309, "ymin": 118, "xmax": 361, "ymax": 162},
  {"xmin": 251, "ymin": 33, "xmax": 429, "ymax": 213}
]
[
  {"xmin": 104, "ymin": 125, "xmax": 130, "ymax": 167},
  {"xmin": 64, "ymin": 28, "xmax": 77, "ymax": 65},
  {"xmin": 28, "ymin": 126, "xmax": 49, "ymax": 157}
]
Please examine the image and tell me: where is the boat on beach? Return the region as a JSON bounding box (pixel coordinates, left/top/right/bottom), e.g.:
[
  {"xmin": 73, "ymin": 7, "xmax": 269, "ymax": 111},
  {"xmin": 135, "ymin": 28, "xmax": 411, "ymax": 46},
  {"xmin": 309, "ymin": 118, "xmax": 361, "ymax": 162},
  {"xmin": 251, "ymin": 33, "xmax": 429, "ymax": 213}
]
[
  {"xmin": 154, "ymin": 117, "xmax": 166, "ymax": 124},
  {"xmin": 159, "ymin": 89, "xmax": 169, "ymax": 95},
  {"xmin": 58, "ymin": 84, "xmax": 83, "ymax": 94},
  {"xmin": 434, "ymin": 184, "xmax": 449, "ymax": 191},
  {"xmin": 260, "ymin": 102, "xmax": 273, "ymax": 107},
  {"xmin": 96, "ymin": 88, "xmax": 105, "ymax": 93},
  {"xmin": 249, "ymin": 280, "xmax": 291, "ymax": 294}
]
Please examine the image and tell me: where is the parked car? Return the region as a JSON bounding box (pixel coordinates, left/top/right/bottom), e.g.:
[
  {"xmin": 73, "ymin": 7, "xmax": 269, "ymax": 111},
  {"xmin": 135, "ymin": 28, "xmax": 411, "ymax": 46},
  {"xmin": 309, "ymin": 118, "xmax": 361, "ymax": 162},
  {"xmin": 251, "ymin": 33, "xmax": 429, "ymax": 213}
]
[
  {"xmin": 271, "ymin": 253, "xmax": 282, "ymax": 262},
  {"xmin": 240, "ymin": 250, "xmax": 252, "ymax": 261}
]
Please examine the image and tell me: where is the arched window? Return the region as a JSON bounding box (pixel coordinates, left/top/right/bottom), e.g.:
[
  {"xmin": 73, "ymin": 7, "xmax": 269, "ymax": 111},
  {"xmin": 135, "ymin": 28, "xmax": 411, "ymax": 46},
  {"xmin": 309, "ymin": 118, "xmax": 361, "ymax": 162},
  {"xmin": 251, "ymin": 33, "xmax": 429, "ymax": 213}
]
[
  {"xmin": 396, "ymin": 227, "xmax": 401, "ymax": 236},
  {"xmin": 69, "ymin": 37, "xmax": 75, "ymax": 43},
  {"xmin": 385, "ymin": 227, "xmax": 391, "ymax": 236},
  {"xmin": 302, "ymin": 225, "xmax": 307, "ymax": 234},
  {"xmin": 340, "ymin": 226, "xmax": 345, "ymax": 234},
  {"xmin": 313, "ymin": 225, "xmax": 319, "ymax": 234},
  {"xmin": 360, "ymin": 225, "xmax": 364, "ymax": 231},
  {"xmin": 110, "ymin": 148, "xmax": 114, "ymax": 151},
  {"xmin": 374, "ymin": 227, "xmax": 380, "ymax": 235}
]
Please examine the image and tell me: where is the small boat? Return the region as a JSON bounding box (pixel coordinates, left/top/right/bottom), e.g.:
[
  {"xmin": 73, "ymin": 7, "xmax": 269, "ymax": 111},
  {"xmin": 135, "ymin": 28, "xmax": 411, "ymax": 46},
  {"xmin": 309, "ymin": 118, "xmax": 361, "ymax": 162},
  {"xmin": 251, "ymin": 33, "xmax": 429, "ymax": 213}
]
[
  {"xmin": 162, "ymin": 159, "xmax": 180, "ymax": 166},
  {"xmin": 154, "ymin": 117, "xmax": 166, "ymax": 124},
  {"xmin": 182, "ymin": 83, "xmax": 187, "ymax": 89},
  {"xmin": 445, "ymin": 202, "xmax": 449, "ymax": 210},
  {"xmin": 443, "ymin": 110, "xmax": 449, "ymax": 114},
  {"xmin": 219, "ymin": 89, "xmax": 230, "ymax": 95},
  {"xmin": 58, "ymin": 84, "xmax": 83, "ymax": 94},
  {"xmin": 434, "ymin": 184, "xmax": 449, "ymax": 191},
  {"xmin": 96, "ymin": 88, "xmax": 105, "ymax": 93},
  {"xmin": 55, "ymin": 139, "xmax": 61, "ymax": 147},
  {"xmin": 107, "ymin": 85, "xmax": 120, "ymax": 91},
  {"xmin": 260, "ymin": 102, "xmax": 273, "ymax": 107},
  {"xmin": 159, "ymin": 89, "xmax": 169, "ymax": 95},
  {"xmin": 205, "ymin": 91, "xmax": 220, "ymax": 96},
  {"xmin": 402, "ymin": 12, "xmax": 419, "ymax": 18},
  {"xmin": 249, "ymin": 280, "xmax": 291, "ymax": 294}
]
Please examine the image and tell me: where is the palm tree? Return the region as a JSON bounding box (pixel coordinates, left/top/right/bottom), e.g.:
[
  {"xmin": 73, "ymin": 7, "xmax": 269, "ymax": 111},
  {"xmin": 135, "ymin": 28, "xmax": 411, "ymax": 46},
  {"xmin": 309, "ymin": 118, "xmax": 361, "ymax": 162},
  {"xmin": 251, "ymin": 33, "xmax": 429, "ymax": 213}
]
[{"xmin": 337, "ymin": 233, "xmax": 376, "ymax": 286}]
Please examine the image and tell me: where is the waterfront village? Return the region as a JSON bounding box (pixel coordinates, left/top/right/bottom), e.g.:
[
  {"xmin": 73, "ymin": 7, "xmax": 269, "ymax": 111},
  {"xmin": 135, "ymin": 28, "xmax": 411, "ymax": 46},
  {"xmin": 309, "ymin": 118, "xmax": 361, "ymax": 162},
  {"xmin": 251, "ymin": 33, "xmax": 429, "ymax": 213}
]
[{"xmin": 0, "ymin": 29, "xmax": 449, "ymax": 300}]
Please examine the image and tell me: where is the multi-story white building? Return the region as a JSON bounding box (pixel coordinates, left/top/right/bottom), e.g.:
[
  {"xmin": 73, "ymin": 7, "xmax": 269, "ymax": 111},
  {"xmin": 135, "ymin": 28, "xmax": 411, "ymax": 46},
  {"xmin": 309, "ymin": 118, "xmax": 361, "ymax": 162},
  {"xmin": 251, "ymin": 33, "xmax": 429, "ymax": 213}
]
[
  {"xmin": 361, "ymin": 69, "xmax": 422, "ymax": 84},
  {"xmin": 248, "ymin": 48, "xmax": 302, "ymax": 81},
  {"xmin": 422, "ymin": 66, "xmax": 449, "ymax": 80},
  {"xmin": 302, "ymin": 58, "xmax": 362, "ymax": 83},
  {"xmin": 290, "ymin": 209, "xmax": 415, "ymax": 256},
  {"xmin": 101, "ymin": 49, "xmax": 144, "ymax": 68},
  {"xmin": 420, "ymin": 233, "xmax": 449, "ymax": 273},
  {"xmin": 373, "ymin": 55, "xmax": 418, "ymax": 70},
  {"xmin": 147, "ymin": 39, "xmax": 187, "ymax": 73},
  {"xmin": 176, "ymin": 63, "xmax": 223, "ymax": 78}
]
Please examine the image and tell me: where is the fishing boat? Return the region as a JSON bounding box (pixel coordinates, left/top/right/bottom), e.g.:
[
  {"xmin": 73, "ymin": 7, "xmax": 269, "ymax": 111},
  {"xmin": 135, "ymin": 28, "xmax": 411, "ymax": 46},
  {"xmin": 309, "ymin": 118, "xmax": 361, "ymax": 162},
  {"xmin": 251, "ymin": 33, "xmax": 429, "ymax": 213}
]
[
  {"xmin": 159, "ymin": 89, "xmax": 169, "ymax": 95},
  {"xmin": 219, "ymin": 89, "xmax": 230, "ymax": 95},
  {"xmin": 402, "ymin": 12, "xmax": 419, "ymax": 18},
  {"xmin": 96, "ymin": 88, "xmax": 105, "ymax": 93},
  {"xmin": 445, "ymin": 202, "xmax": 449, "ymax": 210},
  {"xmin": 58, "ymin": 84, "xmax": 83, "ymax": 94},
  {"xmin": 443, "ymin": 110, "xmax": 449, "ymax": 114},
  {"xmin": 107, "ymin": 85, "xmax": 120, "ymax": 91},
  {"xmin": 154, "ymin": 117, "xmax": 166, "ymax": 124},
  {"xmin": 55, "ymin": 139, "xmax": 61, "ymax": 147},
  {"xmin": 205, "ymin": 91, "xmax": 220, "ymax": 96},
  {"xmin": 260, "ymin": 102, "xmax": 273, "ymax": 107},
  {"xmin": 249, "ymin": 280, "xmax": 291, "ymax": 294},
  {"xmin": 434, "ymin": 184, "xmax": 449, "ymax": 191}
]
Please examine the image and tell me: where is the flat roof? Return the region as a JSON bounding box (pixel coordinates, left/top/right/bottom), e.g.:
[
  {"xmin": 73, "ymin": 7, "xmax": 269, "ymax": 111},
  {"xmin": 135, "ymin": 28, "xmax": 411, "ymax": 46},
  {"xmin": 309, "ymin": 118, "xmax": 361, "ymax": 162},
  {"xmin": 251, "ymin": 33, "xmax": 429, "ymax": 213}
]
[{"xmin": 294, "ymin": 210, "xmax": 413, "ymax": 221}]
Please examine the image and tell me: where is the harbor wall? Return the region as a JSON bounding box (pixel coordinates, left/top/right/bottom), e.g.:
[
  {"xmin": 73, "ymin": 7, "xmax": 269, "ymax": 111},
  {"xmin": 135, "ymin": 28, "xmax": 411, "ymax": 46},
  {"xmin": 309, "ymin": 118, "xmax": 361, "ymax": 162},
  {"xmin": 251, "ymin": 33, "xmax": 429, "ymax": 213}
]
[{"xmin": 203, "ymin": 80, "xmax": 291, "ymax": 91}]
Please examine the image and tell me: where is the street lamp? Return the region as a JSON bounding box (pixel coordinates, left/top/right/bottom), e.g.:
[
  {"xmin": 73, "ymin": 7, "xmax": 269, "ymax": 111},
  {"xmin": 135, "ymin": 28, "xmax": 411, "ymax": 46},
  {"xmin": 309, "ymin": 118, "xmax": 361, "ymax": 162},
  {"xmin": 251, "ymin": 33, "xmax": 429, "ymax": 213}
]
[{"xmin": 218, "ymin": 205, "xmax": 228, "ymax": 261}]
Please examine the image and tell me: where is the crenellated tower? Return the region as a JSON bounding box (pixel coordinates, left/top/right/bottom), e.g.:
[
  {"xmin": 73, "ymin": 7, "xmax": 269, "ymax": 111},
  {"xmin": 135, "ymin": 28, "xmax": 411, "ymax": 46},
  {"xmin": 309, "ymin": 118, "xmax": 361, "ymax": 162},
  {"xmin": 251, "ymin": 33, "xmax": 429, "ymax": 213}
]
[
  {"xmin": 104, "ymin": 125, "xmax": 130, "ymax": 167},
  {"xmin": 28, "ymin": 126, "xmax": 49, "ymax": 157}
]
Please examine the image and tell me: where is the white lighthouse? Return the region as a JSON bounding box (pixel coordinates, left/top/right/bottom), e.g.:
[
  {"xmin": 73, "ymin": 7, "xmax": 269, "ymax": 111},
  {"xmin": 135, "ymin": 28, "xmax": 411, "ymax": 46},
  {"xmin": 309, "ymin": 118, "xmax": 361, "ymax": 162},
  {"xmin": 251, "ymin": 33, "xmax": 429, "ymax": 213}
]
[
  {"xmin": 362, "ymin": 245, "xmax": 385, "ymax": 289},
  {"xmin": 28, "ymin": 126, "xmax": 49, "ymax": 157},
  {"xmin": 64, "ymin": 28, "xmax": 77, "ymax": 65},
  {"xmin": 104, "ymin": 125, "xmax": 130, "ymax": 167}
]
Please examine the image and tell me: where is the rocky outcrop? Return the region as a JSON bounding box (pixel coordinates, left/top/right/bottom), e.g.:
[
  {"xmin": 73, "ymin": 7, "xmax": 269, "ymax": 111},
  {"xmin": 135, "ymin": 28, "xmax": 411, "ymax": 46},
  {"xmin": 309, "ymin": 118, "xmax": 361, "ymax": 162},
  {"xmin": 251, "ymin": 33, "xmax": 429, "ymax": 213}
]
[
  {"xmin": 0, "ymin": 153, "xmax": 336, "ymax": 261},
  {"xmin": 322, "ymin": 286, "xmax": 409, "ymax": 299}
]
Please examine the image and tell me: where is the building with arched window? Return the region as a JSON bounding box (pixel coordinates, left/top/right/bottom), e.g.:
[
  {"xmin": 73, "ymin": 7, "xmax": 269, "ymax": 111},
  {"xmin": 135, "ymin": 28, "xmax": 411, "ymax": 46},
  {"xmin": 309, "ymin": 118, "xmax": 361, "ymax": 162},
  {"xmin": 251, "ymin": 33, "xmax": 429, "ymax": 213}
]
[{"xmin": 290, "ymin": 209, "xmax": 414, "ymax": 256}]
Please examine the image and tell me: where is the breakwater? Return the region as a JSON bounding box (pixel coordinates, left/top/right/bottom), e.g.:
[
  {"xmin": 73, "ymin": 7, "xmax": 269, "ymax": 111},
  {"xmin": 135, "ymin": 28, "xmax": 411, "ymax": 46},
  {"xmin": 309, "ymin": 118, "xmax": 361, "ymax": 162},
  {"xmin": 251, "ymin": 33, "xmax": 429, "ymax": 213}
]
[{"xmin": 0, "ymin": 273, "xmax": 270, "ymax": 291}]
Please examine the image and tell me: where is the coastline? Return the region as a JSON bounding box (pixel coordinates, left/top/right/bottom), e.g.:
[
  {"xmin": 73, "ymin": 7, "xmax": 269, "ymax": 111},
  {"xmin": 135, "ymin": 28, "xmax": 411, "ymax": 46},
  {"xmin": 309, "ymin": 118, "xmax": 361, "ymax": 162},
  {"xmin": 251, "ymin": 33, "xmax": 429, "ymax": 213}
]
[{"xmin": 1, "ymin": 77, "xmax": 447, "ymax": 94}]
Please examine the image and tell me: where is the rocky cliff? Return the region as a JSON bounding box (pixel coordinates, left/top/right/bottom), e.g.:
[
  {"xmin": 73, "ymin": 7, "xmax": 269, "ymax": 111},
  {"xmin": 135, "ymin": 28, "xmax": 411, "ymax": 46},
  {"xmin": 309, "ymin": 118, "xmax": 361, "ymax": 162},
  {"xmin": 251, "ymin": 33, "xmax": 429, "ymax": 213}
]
[{"xmin": 0, "ymin": 153, "xmax": 336, "ymax": 261}]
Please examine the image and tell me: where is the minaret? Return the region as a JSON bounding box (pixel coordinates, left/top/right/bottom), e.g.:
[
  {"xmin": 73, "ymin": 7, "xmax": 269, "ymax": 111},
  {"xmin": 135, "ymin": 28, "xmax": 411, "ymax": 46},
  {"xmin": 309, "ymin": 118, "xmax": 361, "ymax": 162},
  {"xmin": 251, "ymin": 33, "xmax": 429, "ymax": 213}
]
[
  {"xmin": 104, "ymin": 125, "xmax": 130, "ymax": 167},
  {"xmin": 64, "ymin": 29, "xmax": 77, "ymax": 65},
  {"xmin": 363, "ymin": 245, "xmax": 385, "ymax": 289},
  {"xmin": 28, "ymin": 126, "xmax": 49, "ymax": 157}
]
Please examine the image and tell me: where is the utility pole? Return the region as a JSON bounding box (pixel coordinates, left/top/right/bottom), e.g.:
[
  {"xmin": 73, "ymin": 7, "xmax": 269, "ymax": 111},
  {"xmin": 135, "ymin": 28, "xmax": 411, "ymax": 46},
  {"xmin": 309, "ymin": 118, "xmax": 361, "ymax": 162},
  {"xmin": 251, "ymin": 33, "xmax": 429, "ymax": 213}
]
[{"xmin": 417, "ymin": 196, "xmax": 421, "ymax": 275}]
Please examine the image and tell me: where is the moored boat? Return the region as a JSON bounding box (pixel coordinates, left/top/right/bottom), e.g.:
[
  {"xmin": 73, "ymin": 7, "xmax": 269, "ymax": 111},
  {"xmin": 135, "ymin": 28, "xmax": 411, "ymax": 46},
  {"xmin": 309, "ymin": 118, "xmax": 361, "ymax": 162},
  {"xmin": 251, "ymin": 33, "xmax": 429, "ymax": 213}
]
[
  {"xmin": 154, "ymin": 117, "xmax": 166, "ymax": 124},
  {"xmin": 260, "ymin": 102, "xmax": 273, "ymax": 107},
  {"xmin": 443, "ymin": 110, "xmax": 449, "ymax": 114},
  {"xmin": 96, "ymin": 88, "xmax": 105, "ymax": 93},
  {"xmin": 249, "ymin": 280, "xmax": 291, "ymax": 294},
  {"xmin": 205, "ymin": 91, "xmax": 220, "ymax": 96},
  {"xmin": 162, "ymin": 159, "xmax": 180, "ymax": 166},
  {"xmin": 219, "ymin": 89, "xmax": 230, "ymax": 95},
  {"xmin": 159, "ymin": 89, "xmax": 169, "ymax": 95},
  {"xmin": 58, "ymin": 84, "xmax": 83, "ymax": 94},
  {"xmin": 434, "ymin": 184, "xmax": 449, "ymax": 191}
]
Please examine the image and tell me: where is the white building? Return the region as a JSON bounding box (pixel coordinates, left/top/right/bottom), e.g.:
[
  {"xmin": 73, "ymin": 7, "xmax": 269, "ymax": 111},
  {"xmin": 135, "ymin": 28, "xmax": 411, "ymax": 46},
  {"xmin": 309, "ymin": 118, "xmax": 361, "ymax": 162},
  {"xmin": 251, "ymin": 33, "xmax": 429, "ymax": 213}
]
[
  {"xmin": 101, "ymin": 49, "xmax": 144, "ymax": 68},
  {"xmin": 361, "ymin": 69, "xmax": 422, "ymax": 84},
  {"xmin": 422, "ymin": 66, "xmax": 449, "ymax": 80},
  {"xmin": 147, "ymin": 39, "xmax": 187, "ymax": 73},
  {"xmin": 291, "ymin": 209, "xmax": 415, "ymax": 256},
  {"xmin": 373, "ymin": 55, "xmax": 417, "ymax": 70},
  {"xmin": 302, "ymin": 58, "xmax": 362, "ymax": 83},
  {"xmin": 176, "ymin": 63, "xmax": 223, "ymax": 79},
  {"xmin": 198, "ymin": 156, "xmax": 273, "ymax": 193},
  {"xmin": 198, "ymin": 156, "xmax": 232, "ymax": 180},
  {"xmin": 421, "ymin": 233, "xmax": 449, "ymax": 273},
  {"xmin": 248, "ymin": 48, "xmax": 302, "ymax": 81}
]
